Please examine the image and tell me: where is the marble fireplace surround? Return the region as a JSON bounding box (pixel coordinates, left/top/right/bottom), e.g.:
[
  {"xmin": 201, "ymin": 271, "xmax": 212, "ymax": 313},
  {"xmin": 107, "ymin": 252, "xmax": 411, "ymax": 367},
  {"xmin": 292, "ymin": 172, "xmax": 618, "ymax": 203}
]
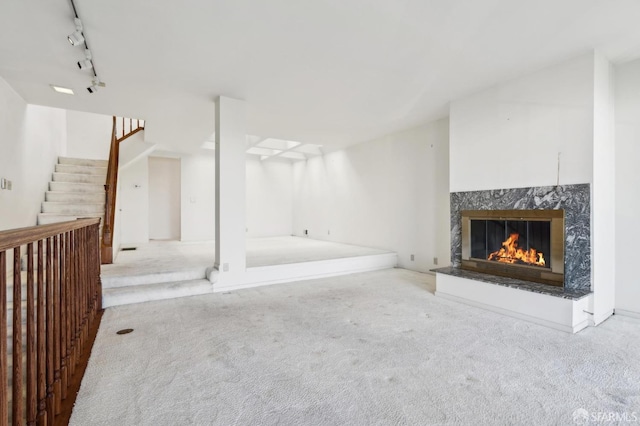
[{"xmin": 447, "ymin": 184, "xmax": 591, "ymax": 295}]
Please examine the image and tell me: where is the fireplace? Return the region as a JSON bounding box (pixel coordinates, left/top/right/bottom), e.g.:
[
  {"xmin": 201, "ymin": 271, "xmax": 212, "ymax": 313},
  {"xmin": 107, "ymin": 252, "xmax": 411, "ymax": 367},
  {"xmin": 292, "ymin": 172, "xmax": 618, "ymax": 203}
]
[{"xmin": 460, "ymin": 209, "xmax": 564, "ymax": 286}]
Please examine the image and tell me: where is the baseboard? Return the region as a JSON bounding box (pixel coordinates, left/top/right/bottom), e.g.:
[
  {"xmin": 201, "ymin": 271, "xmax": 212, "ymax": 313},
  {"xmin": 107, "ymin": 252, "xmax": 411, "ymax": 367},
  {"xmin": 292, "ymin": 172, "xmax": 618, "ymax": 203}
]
[
  {"xmin": 435, "ymin": 291, "xmax": 586, "ymax": 333},
  {"xmin": 592, "ymin": 309, "xmax": 615, "ymax": 326},
  {"xmin": 615, "ymin": 309, "xmax": 640, "ymax": 319}
]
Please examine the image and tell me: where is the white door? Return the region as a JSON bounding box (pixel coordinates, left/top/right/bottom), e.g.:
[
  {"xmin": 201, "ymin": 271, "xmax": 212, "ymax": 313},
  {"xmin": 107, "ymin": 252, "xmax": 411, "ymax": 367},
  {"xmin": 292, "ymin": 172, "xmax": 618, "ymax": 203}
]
[{"xmin": 148, "ymin": 157, "xmax": 181, "ymax": 240}]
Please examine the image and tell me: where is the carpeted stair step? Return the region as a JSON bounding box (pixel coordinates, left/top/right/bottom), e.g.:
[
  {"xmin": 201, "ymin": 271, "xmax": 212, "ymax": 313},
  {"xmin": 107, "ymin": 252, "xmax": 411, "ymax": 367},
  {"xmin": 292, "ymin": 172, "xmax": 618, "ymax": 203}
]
[
  {"xmin": 58, "ymin": 157, "xmax": 108, "ymax": 168},
  {"xmin": 52, "ymin": 173, "xmax": 106, "ymax": 185},
  {"xmin": 6, "ymin": 272, "xmax": 29, "ymax": 303},
  {"xmin": 55, "ymin": 164, "xmax": 107, "ymax": 175},
  {"xmin": 101, "ymin": 268, "xmax": 207, "ymax": 289},
  {"xmin": 102, "ymin": 279, "xmax": 213, "ymax": 308},
  {"xmin": 6, "ymin": 300, "xmax": 28, "ymax": 328},
  {"xmin": 6, "ymin": 352, "xmax": 28, "ymax": 391},
  {"xmin": 41, "ymin": 202, "xmax": 104, "ymax": 215},
  {"xmin": 49, "ymin": 181, "xmax": 104, "ymax": 193},
  {"xmin": 45, "ymin": 191, "xmax": 105, "ymax": 203},
  {"xmin": 6, "ymin": 325, "xmax": 28, "ymax": 357}
]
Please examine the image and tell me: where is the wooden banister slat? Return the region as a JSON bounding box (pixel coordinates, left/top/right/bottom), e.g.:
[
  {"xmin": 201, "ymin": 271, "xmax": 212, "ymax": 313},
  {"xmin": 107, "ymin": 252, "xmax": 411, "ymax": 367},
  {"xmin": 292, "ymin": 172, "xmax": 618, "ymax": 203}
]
[
  {"xmin": 26, "ymin": 243, "xmax": 36, "ymax": 425},
  {"xmin": 59, "ymin": 232, "xmax": 69, "ymax": 400},
  {"xmin": 36, "ymin": 240, "xmax": 47, "ymax": 425},
  {"xmin": 13, "ymin": 246, "xmax": 23, "ymax": 425},
  {"xmin": 52, "ymin": 235, "xmax": 61, "ymax": 416},
  {"xmin": 0, "ymin": 251, "xmax": 7, "ymax": 424},
  {"xmin": 44, "ymin": 237, "xmax": 53, "ymax": 424}
]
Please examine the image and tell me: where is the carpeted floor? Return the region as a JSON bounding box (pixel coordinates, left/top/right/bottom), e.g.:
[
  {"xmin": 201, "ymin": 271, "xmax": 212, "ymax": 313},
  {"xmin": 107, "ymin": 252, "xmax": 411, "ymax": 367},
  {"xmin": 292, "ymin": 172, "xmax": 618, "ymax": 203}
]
[{"xmin": 71, "ymin": 269, "xmax": 640, "ymax": 425}]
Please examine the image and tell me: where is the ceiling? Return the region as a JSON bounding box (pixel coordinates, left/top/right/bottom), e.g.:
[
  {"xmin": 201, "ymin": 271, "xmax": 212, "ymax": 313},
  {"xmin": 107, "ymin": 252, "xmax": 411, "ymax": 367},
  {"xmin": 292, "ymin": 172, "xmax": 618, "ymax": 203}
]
[{"xmin": 2, "ymin": 0, "xmax": 640, "ymax": 153}]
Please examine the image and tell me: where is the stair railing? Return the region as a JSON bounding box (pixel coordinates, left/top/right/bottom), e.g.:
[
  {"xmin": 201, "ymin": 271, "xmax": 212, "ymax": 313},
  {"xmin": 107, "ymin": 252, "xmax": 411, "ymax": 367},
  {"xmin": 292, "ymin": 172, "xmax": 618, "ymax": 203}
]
[
  {"xmin": 101, "ymin": 116, "xmax": 145, "ymax": 264},
  {"xmin": 0, "ymin": 218, "xmax": 103, "ymax": 425}
]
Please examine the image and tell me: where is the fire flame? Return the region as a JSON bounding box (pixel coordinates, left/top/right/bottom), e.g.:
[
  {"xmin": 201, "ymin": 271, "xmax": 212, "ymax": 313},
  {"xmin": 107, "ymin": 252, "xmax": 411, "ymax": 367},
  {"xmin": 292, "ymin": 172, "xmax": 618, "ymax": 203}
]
[{"xmin": 487, "ymin": 233, "xmax": 546, "ymax": 267}]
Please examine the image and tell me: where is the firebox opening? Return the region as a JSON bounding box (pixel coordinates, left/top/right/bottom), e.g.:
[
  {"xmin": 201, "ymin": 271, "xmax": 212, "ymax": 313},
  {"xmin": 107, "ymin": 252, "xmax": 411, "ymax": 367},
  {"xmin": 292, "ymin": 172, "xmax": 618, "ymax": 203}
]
[
  {"xmin": 461, "ymin": 209, "xmax": 565, "ymax": 287},
  {"xmin": 470, "ymin": 219, "xmax": 551, "ymax": 269}
]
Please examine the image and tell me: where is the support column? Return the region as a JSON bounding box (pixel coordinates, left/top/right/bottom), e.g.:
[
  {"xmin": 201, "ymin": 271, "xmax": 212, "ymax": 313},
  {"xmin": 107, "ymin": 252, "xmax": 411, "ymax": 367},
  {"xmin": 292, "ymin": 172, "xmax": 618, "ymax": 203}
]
[
  {"xmin": 591, "ymin": 51, "xmax": 616, "ymax": 325},
  {"xmin": 214, "ymin": 96, "xmax": 247, "ymax": 287}
]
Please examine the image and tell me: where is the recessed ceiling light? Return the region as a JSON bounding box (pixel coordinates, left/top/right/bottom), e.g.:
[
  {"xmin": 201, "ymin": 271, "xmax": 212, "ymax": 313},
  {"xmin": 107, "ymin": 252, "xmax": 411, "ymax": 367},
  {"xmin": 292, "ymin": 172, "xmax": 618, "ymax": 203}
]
[
  {"xmin": 50, "ymin": 85, "xmax": 74, "ymax": 95},
  {"xmin": 247, "ymin": 147, "xmax": 282, "ymax": 156}
]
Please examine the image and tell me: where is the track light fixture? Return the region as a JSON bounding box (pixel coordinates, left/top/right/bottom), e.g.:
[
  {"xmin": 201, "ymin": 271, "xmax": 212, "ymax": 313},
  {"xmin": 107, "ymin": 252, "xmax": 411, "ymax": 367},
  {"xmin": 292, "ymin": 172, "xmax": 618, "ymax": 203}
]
[
  {"xmin": 87, "ymin": 76, "xmax": 105, "ymax": 94},
  {"xmin": 67, "ymin": 0, "xmax": 106, "ymax": 94},
  {"xmin": 77, "ymin": 49, "xmax": 93, "ymax": 70},
  {"xmin": 68, "ymin": 18, "xmax": 85, "ymax": 46}
]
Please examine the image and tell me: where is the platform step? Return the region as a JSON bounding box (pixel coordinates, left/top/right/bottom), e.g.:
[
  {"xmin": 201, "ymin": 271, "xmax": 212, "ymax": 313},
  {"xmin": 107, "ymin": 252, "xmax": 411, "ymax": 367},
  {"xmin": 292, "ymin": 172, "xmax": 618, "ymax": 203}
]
[
  {"xmin": 58, "ymin": 157, "xmax": 108, "ymax": 168},
  {"xmin": 41, "ymin": 202, "xmax": 105, "ymax": 215},
  {"xmin": 45, "ymin": 191, "xmax": 105, "ymax": 203},
  {"xmin": 101, "ymin": 268, "xmax": 207, "ymax": 289},
  {"xmin": 49, "ymin": 181, "xmax": 104, "ymax": 193},
  {"xmin": 102, "ymin": 279, "xmax": 212, "ymax": 308},
  {"xmin": 55, "ymin": 164, "xmax": 107, "ymax": 175}
]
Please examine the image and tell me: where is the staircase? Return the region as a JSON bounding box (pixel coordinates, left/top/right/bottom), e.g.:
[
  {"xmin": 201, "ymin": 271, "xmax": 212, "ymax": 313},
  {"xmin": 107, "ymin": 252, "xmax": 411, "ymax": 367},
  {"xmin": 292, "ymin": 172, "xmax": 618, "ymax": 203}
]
[
  {"xmin": 38, "ymin": 157, "xmax": 107, "ymax": 228},
  {"xmin": 5, "ymin": 157, "xmax": 105, "ymax": 418}
]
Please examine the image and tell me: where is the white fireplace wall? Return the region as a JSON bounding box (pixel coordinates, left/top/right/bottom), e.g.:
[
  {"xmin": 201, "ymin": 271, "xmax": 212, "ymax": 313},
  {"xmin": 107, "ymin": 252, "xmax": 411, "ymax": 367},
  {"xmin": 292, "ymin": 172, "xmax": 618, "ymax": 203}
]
[
  {"xmin": 448, "ymin": 51, "xmax": 622, "ymax": 327},
  {"xmin": 450, "ymin": 53, "xmax": 594, "ymax": 192}
]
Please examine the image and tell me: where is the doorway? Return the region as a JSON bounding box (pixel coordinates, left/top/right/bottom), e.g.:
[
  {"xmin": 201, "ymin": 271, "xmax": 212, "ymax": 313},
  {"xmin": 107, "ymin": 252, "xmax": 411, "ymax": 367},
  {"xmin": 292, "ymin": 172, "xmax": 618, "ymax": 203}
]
[{"xmin": 148, "ymin": 156, "xmax": 181, "ymax": 240}]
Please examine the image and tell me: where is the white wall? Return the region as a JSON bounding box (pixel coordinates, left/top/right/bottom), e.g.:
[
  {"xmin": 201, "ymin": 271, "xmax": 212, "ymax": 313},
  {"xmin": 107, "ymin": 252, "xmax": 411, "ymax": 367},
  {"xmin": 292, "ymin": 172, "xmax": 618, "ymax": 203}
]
[
  {"xmin": 66, "ymin": 110, "xmax": 112, "ymax": 160},
  {"xmin": 0, "ymin": 76, "xmax": 67, "ymax": 232},
  {"xmin": 149, "ymin": 157, "xmax": 181, "ymax": 240},
  {"xmin": 118, "ymin": 157, "xmax": 150, "ymax": 246},
  {"xmin": 614, "ymin": 58, "xmax": 640, "ymax": 317},
  {"xmin": 292, "ymin": 119, "xmax": 450, "ymax": 272},
  {"xmin": 246, "ymin": 157, "xmax": 293, "ymax": 238},
  {"xmin": 449, "ymin": 53, "xmax": 595, "ymax": 192},
  {"xmin": 116, "ymin": 151, "xmax": 295, "ymax": 244},
  {"xmin": 181, "ymin": 153, "xmax": 216, "ymax": 241}
]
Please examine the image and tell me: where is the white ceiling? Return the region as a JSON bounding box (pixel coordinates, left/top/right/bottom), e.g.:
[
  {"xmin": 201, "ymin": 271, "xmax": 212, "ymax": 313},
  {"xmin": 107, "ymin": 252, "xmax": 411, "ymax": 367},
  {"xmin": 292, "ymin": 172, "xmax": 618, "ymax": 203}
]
[{"xmin": 2, "ymin": 0, "xmax": 640, "ymax": 152}]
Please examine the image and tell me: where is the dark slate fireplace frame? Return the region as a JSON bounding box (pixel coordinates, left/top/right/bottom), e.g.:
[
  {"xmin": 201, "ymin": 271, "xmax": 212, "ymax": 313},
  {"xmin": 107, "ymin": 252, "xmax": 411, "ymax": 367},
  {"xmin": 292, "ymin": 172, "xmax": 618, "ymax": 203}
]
[{"xmin": 450, "ymin": 184, "xmax": 591, "ymax": 292}]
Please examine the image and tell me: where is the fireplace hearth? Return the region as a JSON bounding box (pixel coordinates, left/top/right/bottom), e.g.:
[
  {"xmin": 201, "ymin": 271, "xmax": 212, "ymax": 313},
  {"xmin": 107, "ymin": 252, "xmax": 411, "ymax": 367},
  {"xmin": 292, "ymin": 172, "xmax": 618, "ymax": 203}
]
[{"xmin": 461, "ymin": 209, "xmax": 564, "ymax": 286}]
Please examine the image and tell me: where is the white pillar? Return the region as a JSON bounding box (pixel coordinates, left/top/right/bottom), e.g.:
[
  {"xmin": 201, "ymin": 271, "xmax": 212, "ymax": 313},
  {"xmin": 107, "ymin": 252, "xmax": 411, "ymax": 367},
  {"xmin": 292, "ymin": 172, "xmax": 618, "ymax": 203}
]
[
  {"xmin": 591, "ymin": 52, "xmax": 616, "ymax": 325},
  {"xmin": 214, "ymin": 96, "xmax": 247, "ymax": 286}
]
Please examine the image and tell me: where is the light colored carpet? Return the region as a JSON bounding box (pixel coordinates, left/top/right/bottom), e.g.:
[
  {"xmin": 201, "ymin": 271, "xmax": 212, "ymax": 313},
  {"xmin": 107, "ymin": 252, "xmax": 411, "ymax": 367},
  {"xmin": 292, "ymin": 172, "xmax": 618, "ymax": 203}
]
[
  {"xmin": 71, "ymin": 269, "xmax": 640, "ymax": 425},
  {"xmin": 102, "ymin": 237, "xmax": 392, "ymax": 278}
]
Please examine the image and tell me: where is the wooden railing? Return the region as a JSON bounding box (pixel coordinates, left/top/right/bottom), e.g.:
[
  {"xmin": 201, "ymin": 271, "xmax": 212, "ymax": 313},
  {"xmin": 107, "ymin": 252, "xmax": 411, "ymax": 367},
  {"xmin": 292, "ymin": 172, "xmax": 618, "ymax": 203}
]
[
  {"xmin": 101, "ymin": 116, "xmax": 144, "ymax": 264},
  {"xmin": 1, "ymin": 218, "xmax": 103, "ymax": 426},
  {"xmin": 115, "ymin": 117, "xmax": 144, "ymax": 142}
]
